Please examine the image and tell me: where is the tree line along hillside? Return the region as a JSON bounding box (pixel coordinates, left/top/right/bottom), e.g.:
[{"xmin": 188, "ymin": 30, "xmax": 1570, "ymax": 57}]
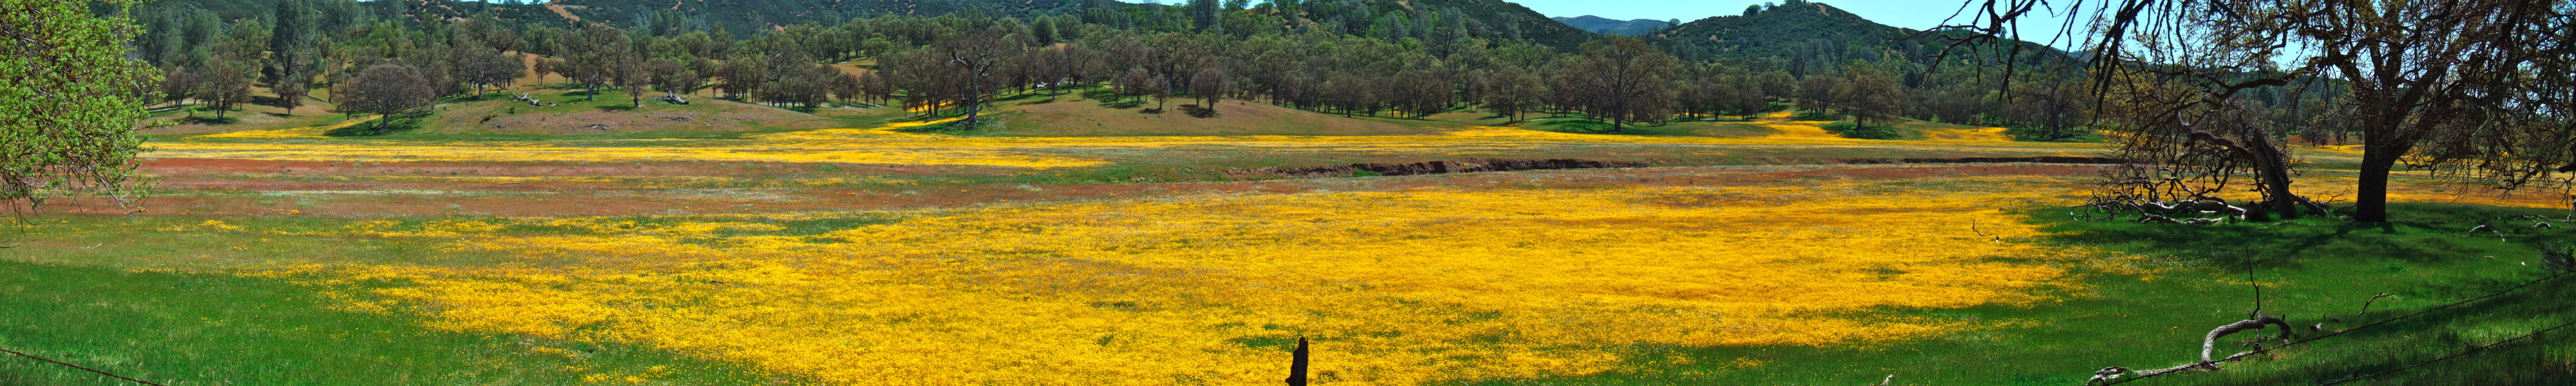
[
  {"xmin": 129, "ymin": 0, "xmax": 1594, "ymax": 50},
  {"xmin": 128, "ymin": 0, "xmax": 2356, "ymax": 142}
]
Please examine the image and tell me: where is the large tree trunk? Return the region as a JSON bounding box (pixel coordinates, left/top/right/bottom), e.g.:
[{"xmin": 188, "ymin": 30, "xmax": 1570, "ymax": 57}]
[
  {"xmin": 2245, "ymin": 133, "xmax": 2300, "ymax": 219},
  {"xmin": 2355, "ymin": 152, "xmax": 2399, "ymax": 223}
]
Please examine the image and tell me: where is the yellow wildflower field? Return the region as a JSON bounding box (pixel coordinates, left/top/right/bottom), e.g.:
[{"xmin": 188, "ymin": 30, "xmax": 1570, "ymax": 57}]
[{"xmin": 224, "ymin": 174, "xmax": 2099, "ymax": 385}]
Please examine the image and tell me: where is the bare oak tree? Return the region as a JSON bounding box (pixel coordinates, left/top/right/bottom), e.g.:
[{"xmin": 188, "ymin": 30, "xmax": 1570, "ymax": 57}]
[
  {"xmin": 924, "ymin": 30, "xmax": 1015, "ymax": 127},
  {"xmin": 1947, "ymin": 0, "xmax": 2576, "ymax": 222}
]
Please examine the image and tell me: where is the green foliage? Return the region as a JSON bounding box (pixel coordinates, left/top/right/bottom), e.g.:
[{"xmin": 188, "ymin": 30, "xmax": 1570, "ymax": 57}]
[
  {"xmin": 1819, "ymin": 122, "xmax": 1898, "ymax": 139},
  {"xmin": 0, "ymin": 0, "xmax": 158, "ymax": 214}
]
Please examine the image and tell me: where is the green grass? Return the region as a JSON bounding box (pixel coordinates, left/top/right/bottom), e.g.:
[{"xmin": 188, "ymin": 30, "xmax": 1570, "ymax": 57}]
[
  {"xmin": 1520, "ymin": 118, "xmax": 1776, "ymax": 137},
  {"xmin": 1464, "ymin": 203, "xmax": 2576, "ymax": 385},
  {"xmin": 323, "ymin": 113, "xmax": 428, "ymax": 136},
  {"xmin": 1820, "ymin": 122, "xmax": 1902, "ymax": 140},
  {"xmin": 2005, "ymin": 125, "xmax": 2106, "ymax": 143},
  {"xmin": 0, "ymin": 259, "xmax": 792, "ymax": 385}
]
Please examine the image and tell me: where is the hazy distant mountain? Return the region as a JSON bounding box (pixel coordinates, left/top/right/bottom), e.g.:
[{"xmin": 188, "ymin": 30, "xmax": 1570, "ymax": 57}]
[{"xmin": 1549, "ymin": 15, "xmax": 1670, "ymax": 36}]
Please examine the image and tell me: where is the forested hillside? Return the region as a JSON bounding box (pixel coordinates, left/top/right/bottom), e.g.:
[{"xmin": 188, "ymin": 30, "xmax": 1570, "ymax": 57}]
[
  {"xmin": 122, "ymin": 0, "xmax": 2354, "ymax": 143},
  {"xmin": 132, "ymin": 0, "xmax": 1594, "ymax": 48},
  {"xmin": 1551, "ymin": 15, "xmax": 1670, "ymax": 36}
]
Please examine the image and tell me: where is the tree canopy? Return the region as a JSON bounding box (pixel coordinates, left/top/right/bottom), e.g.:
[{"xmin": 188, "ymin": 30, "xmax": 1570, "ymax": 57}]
[
  {"xmin": 0, "ymin": 0, "xmax": 160, "ymax": 216},
  {"xmin": 1949, "ymin": 0, "xmax": 2576, "ymax": 223}
]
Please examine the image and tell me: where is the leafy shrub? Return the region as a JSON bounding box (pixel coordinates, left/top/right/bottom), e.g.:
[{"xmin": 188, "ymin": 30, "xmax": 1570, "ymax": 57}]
[{"xmin": 1820, "ymin": 122, "xmax": 1900, "ymax": 139}]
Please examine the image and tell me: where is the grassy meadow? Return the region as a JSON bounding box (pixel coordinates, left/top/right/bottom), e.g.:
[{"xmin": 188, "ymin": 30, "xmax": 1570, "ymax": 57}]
[{"xmin": 2, "ymin": 84, "xmax": 2566, "ymax": 385}]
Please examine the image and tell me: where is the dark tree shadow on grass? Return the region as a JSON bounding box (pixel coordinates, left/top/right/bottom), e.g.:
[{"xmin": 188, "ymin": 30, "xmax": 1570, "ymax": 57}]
[
  {"xmin": 2034, "ymin": 203, "xmax": 2563, "ymax": 269},
  {"xmin": 177, "ymin": 115, "xmax": 239, "ymax": 125},
  {"xmin": 326, "ymin": 113, "xmax": 426, "ymax": 136},
  {"xmin": 1179, "ymin": 104, "xmax": 1219, "ymax": 118}
]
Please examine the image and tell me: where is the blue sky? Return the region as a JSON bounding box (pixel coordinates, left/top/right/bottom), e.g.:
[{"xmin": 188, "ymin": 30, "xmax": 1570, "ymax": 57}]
[{"xmin": 1511, "ymin": 0, "xmax": 2087, "ymax": 45}]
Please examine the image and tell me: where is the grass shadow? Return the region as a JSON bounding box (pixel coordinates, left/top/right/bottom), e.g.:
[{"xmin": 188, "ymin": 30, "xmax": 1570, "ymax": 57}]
[
  {"xmin": 177, "ymin": 115, "xmax": 240, "ymax": 125},
  {"xmin": 325, "ymin": 114, "xmax": 425, "ymax": 136},
  {"xmin": 1819, "ymin": 122, "xmax": 1901, "ymax": 139}
]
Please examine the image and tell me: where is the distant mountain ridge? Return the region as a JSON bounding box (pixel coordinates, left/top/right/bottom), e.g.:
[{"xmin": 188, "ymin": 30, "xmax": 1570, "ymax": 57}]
[
  {"xmin": 1655, "ymin": 1, "xmax": 2069, "ymax": 71},
  {"xmin": 1549, "ymin": 15, "xmax": 1668, "ymax": 36}
]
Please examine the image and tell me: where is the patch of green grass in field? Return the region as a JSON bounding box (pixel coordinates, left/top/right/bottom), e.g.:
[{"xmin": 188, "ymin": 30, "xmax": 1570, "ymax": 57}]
[
  {"xmin": 1790, "ymin": 110, "xmax": 1842, "ymax": 121},
  {"xmin": 0, "ymin": 259, "xmax": 792, "ymax": 386},
  {"xmin": 325, "ymin": 113, "xmax": 429, "ymax": 136},
  {"xmin": 1820, "ymin": 122, "xmax": 1903, "ymax": 140},
  {"xmin": 1467, "ymin": 203, "xmax": 2576, "ymax": 385},
  {"xmin": 2003, "ymin": 125, "xmax": 2106, "ymax": 143},
  {"xmin": 1520, "ymin": 118, "xmax": 1771, "ymax": 137}
]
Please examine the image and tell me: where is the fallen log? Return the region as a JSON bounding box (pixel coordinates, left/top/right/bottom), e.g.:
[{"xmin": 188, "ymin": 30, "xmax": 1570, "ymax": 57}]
[{"xmin": 2088, "ymin": 315, "xmax": 2293, "ymax": 385}]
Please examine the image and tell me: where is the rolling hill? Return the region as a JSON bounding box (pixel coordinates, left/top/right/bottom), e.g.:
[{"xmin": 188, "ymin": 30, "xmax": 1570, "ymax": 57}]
[
  {"xmin": 1654, "ymin": 1, "xmax": 2070, "ymax": 71},
  {"xmin": 1658, "ymin": 1, "xmax": 1925, "ymax": 64},
  {"xmin": 1550, "ymin": 15, "xmax": 1669, "ymax": 36}
]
